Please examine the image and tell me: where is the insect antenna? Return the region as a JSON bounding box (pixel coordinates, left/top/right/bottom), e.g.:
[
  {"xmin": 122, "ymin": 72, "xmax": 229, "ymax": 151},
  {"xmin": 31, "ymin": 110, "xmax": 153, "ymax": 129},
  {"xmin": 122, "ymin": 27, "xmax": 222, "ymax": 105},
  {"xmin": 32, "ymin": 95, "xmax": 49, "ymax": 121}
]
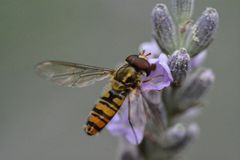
[
  {"xmin": 127, "ymin": 96, "xmax": 139, "ymax": 144},
  {"xmin": 139, "ymin": 50, "xmax": 151, "ymax": 56}
]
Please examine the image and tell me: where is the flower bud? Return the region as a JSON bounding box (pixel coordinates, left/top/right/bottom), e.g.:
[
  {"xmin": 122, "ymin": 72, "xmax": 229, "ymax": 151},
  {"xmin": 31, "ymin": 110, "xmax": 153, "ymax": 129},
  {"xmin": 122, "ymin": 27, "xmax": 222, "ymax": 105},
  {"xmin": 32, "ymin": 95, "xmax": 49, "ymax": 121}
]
[
  {"xmin": 168, "ymin": 48, "xmax": 191, "ymax": 87},
  {"xmin": 187, "ymin": 8, "xmax": 219, "ymax": 57},
  {"xmin": 152, "ymin": 3, "xmax": 177, "ymax": 55},
  {"xmin": 190, "ymin": 50, "xmax": 207, "ymax": 69},
  {"xmin": 159, "ymin": 123, "xmax": 199, "ymax": 151},
  {"xmin": 173, "ymin": 68, "xmax": 215, "ymax": 113},
  {"xmin": 171, "ymin": 0, "xmax": 195, "ymax": 25}
]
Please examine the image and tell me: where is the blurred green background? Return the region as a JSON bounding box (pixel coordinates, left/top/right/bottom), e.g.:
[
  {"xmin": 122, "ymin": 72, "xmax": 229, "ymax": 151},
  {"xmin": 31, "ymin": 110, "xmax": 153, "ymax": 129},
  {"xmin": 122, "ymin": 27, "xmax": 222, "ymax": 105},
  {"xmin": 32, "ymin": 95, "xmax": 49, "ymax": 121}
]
[{"xmin": 0, "ymin": 0, "xmax": 239, "ymax": 159}]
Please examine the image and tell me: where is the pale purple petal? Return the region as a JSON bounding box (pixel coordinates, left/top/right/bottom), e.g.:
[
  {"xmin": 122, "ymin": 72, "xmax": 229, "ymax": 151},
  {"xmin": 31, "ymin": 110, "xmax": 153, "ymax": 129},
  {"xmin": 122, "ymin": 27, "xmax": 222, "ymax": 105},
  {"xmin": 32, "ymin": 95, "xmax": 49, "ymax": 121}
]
[
  {"xmin": 106, "ymin": 114, "xmax": 124, "ymax": 136},
  {"xmin": 139, "ymin": 40, "xmax": 161, "ymax": 58},
  {"xmin": 106, "ymin": 103, "xmax": 128, "ymax": 136},
  {"xmin": 106, "ymin": 100, "xmax": 144, "ymax": 145},
  {"xmin": 126, "ymin": 128, "xmax": 144, "ymax": 145},
  {"xmin": 141, "ymin": 54, "xmax": 173, "ymax": 90},
  {"xmin": 191, "ymin": 50, "xmax": 207, "ymax": 68}
]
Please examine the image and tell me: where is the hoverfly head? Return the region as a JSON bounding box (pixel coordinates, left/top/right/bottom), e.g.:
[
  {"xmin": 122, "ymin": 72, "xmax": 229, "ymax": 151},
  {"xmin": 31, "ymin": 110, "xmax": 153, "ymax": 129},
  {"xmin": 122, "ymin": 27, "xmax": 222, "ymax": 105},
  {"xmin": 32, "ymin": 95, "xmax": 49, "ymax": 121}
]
[{"xmin": 126, "ymin": 51, "xmax": 153, "ymax": 76}]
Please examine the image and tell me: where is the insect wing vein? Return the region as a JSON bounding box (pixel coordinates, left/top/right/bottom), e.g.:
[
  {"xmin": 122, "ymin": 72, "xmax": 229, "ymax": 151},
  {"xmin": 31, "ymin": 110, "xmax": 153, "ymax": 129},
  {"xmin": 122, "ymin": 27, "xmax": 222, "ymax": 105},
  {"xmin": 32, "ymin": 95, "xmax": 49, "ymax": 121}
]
[{"xmin": 35, "ymin": 61, "xmax": 114, "ymax": 87}]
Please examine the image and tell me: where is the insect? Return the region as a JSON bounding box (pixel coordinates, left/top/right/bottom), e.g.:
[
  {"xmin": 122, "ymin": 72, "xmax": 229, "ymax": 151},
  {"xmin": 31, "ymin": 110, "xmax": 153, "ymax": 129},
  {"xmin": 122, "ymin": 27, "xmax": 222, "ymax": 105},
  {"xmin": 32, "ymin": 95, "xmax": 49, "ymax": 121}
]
[{"xmin": 35, "ymin": 51, "xmax": 159, "ymax": 143}]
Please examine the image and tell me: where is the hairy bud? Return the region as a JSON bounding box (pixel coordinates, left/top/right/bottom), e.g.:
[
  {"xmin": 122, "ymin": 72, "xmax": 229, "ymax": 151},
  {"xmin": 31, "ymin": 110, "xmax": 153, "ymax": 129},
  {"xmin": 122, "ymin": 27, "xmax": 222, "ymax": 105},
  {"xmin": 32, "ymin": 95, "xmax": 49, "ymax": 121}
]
[
  {"xmin": 187, "ymin": 8, "xmax": 219, "ymax": 57},
  {"xmin": 152, "ymin": 3, "xmax": 177, "ymax": 55},
  {"xmin": 168, "ymin": 48, "xmax": 191, "ymax": 87}
]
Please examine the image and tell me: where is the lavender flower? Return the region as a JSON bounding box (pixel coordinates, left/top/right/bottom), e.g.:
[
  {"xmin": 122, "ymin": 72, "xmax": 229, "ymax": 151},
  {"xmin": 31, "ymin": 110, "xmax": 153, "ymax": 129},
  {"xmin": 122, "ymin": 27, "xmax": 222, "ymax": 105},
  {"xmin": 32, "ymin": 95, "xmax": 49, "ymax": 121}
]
[
  {"xmin": 142, "ymin": 54, "xmax": 173, "ymax": 91},
  {"xmin": 106, "ymin": 102, "xmax": 145, "ymax": 145},
  {"xmin": 108, "ymin": 1, "xmax": 218, "ymax": 160},
  {"xmin": 107, "ymin": 55, "xmax": 173, "ymax": 145}
]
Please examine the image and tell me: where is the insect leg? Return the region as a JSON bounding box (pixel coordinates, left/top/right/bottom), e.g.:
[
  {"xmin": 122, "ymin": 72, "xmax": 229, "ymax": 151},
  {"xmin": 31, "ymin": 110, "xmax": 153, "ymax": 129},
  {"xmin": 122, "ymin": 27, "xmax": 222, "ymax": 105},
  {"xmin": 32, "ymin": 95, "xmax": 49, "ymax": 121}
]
[{"xmin": 127, "ymin": 95, "xmax": 139, "ymax": 144}]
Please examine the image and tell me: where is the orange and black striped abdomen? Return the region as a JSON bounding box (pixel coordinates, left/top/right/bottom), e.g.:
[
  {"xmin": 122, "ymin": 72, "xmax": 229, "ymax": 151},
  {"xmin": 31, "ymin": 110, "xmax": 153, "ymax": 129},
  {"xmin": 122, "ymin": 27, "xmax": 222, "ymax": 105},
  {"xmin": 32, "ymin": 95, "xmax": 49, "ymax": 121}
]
[{"xmin": 84, "ymin": 89, "xmax": 127, "ymax": 135}]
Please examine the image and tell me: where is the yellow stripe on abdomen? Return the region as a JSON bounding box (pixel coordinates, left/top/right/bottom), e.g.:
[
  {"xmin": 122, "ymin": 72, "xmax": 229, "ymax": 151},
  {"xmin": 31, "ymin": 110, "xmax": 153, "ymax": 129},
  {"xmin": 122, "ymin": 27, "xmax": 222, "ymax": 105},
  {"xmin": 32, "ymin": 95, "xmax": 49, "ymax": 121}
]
[
  {"xmin": 84, "ymin": 89, "xmax": 127, "ymax": 136},
  {"xmin": 95, "ymin": 102, "xmax": 116, "ymax": 117}
]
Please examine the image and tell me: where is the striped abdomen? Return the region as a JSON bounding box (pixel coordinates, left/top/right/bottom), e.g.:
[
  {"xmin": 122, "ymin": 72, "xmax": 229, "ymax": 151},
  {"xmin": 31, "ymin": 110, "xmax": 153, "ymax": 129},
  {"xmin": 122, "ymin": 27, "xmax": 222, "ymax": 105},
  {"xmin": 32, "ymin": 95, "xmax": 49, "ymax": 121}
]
[{"xmin": 84, "ymin": 89, "xmax": 127, "ymax": 135}]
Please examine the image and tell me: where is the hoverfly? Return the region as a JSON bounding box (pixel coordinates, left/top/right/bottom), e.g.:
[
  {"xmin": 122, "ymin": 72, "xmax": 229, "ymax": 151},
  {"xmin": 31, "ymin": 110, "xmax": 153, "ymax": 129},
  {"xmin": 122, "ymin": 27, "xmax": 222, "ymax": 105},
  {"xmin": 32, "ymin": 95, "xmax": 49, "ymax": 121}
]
[{"xmin": 36, "ymin": 51, "xmax": 160, "ymax": 143}]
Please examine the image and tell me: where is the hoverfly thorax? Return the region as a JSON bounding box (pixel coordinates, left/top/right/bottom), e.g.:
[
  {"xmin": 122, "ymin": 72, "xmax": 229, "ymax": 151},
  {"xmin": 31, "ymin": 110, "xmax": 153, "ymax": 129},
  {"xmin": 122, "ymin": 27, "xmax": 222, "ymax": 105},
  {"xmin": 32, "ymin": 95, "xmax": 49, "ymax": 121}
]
[{"xmin": 114, "ymin": 64, "xmax": 141, "ymax": 90}]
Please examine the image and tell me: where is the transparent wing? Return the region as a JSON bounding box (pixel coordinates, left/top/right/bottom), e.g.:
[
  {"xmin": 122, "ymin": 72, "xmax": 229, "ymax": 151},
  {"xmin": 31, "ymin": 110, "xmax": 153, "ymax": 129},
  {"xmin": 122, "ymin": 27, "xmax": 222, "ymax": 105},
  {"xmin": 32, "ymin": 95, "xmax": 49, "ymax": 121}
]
[
  {"xmin": 106, "ymin": 89, "xmax": 166, "ymax": 144},
  {"xmin": 105, "ymin": 89, "xmax": 146, "ymax": 145},
  {"xmin": 127, "ymin": 90, "xmax": 147, "ymax": 144},
  {"xmin": 125, "ymin": 89, "xmax": 166, "ymax": 130},
  {"xmin": 35, "ymin": 61, "xmax": 114, "ymax": 87},
  {"xmin": 128, "ymin": 90, "xmax": 147, "ymax": 135},
  {"xmin": 139, "ymin": 89, "xmax": 167, "ymax": 133}
]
